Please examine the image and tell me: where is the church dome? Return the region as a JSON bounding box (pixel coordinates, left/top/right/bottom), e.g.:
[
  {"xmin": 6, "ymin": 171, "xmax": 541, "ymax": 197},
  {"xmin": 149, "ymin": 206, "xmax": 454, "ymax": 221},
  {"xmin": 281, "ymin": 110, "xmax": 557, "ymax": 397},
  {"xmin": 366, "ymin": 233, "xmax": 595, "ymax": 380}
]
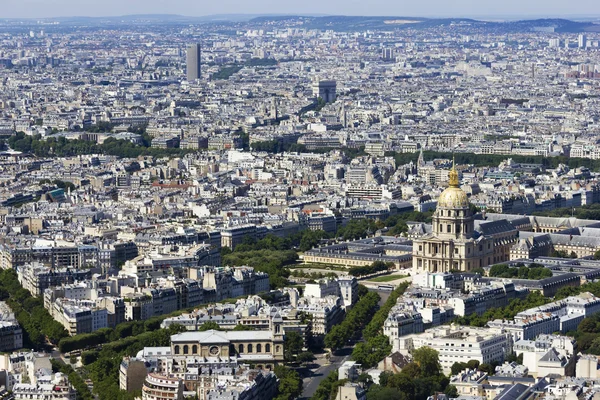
[
  {"xmin": 438, "ymin": 187, "xmax": 469, "ymax": 208},
  {"xmin": 437, "ymin": 162, "xmax": 469, "ymax": 209}
]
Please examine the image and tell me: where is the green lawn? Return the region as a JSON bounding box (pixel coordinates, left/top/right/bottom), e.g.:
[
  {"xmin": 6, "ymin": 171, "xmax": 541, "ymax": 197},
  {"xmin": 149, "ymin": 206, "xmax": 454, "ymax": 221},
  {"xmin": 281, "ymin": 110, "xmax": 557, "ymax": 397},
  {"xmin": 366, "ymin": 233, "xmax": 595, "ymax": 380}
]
[{"xmin": 366, "ymin": 274, "xmax": 408, "ymax": 283}]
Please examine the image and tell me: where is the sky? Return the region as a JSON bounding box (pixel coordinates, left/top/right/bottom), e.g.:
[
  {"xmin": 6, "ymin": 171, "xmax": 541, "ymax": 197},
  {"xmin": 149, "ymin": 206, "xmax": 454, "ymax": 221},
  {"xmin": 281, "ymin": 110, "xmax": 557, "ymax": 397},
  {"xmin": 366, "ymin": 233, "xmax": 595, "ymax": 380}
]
[{"xmin": 2, "ymin": 0, "xmax": 600, "ymax": 19}]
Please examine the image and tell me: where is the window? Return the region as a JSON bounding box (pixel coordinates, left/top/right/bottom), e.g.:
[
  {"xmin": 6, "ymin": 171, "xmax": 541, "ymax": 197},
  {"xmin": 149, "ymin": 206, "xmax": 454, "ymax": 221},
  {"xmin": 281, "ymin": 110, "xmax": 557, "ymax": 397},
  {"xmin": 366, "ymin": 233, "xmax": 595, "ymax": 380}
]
[
  {"xmin": 239, "ymin": 344, "xmax": 244, "ymax": 353},
  {"xmin": 447, "ymin": 225, "xmax": 451, "ymax": 233},
  {"xmin": 257, "ymin": 344, "xmax": 262, "ymax": 353},
  {"xmin": 192, "ymin": 345, "xmax": 198, "ymax": 354},
  {"xmin": 266, "ymin": 344, "xmax": 271, "ymax": 353},
  {"xmin": 248, "ymin": 344, "xmax": 253, "ymax": 353},
  {"xmin": 276, "ymin": 345, "xmax": 281, "ymax": 353},
  {"xmin": 183, "ymin": 345, "xmax": 189, "ymax": 354},
  {"xmin": 174, "ymin": 345, "xmax": 180, "ymax": 355}
]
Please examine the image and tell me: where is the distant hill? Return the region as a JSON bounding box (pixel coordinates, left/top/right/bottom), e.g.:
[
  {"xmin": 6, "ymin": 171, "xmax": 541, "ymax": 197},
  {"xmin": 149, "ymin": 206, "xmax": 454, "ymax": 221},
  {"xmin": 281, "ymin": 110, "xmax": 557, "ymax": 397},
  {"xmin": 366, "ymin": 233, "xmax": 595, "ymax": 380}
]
[
  {"xmin": 3, "ymin": 14, "xmax": 596, "ymax": 33},
  {"xmin": 248, "ymin": 15, "xmax": 596, "ymax": 33}
]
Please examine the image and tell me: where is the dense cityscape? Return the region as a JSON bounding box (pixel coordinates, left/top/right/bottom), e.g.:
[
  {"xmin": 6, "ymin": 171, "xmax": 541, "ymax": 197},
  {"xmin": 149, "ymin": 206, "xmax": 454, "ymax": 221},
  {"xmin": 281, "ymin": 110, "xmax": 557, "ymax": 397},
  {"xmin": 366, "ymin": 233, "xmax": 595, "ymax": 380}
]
[{"xmin": 2, "ymin": 11, "xmax": 600, "ymax": 400}]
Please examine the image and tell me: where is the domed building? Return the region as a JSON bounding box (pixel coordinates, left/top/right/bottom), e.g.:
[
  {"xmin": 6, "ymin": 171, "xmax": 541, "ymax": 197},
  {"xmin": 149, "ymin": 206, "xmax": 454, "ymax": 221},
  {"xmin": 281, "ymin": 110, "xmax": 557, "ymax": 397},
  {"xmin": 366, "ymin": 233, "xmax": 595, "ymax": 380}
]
[{"xmin": 412, "ymin": 162, "xmax": 517, "ymax": 273}]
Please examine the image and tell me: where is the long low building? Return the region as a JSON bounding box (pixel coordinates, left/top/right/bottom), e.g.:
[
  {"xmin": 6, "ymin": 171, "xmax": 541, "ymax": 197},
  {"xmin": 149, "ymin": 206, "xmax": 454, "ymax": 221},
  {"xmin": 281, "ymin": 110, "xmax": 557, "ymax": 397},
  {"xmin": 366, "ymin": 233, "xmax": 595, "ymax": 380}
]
[{"xmin": 303, "ymin": 236, "xmax": 413, "ymax": 269}]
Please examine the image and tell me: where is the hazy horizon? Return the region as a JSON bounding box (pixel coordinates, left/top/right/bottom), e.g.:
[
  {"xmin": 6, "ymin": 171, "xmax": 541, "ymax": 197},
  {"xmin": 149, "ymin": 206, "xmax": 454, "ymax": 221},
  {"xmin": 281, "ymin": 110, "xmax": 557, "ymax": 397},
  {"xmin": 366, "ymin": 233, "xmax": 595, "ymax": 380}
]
[{"xmin": 3, "ymin": 0, "xmax": 600, "ymax": 20}]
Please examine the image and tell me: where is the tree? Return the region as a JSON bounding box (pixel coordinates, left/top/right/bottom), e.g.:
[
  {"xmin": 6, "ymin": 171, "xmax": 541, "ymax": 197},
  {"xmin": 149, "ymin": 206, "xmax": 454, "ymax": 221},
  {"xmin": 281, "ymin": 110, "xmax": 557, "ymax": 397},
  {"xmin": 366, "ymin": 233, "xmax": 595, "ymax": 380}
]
[
  {"xmin": 284, "ymin": 331, "xmax": 304, "ymax": 362},
  {"xmin": 450, "ymin": 362, "xmax": 467, "ymax": 376},
  {"xmin": 312, "ymin": 371, "xmax": 340, "ymax": 400},
  {"xmin": 579, "ymin": 318, "xmax": 600, "ymax": 333},
  {"xmin": 478, "ymin": 363, "xmax": 495, "ymax": 375},
  {"xmin": 367, "ymin": 386, "xmax": 407, "ymax": 400},
  {"xmin": 358, "ymin": 284, "xmax": 369, "ymax": 298},
  {"xmin": 351, "ymin": 342, "xmax": 370, "ymax": 365},
  {"xmin": 357, "ymin": 373, "xmax": 373, "ymax": 385},
  {"xmin": 273, "ymin": 365, "xmax": 302, "ymax": 400},
  {"xmin": 297, "ymin": 351, "xmax": 315, "ymax": 365},
  {"xmin": 445, "ymin": 385, "xmax": 458, "ymax": 398},
  {"xmin": 198, "ymin": 322, "xmax": 221, "ymax": 331},
  {"xmin": 387, "ymin": 373, "xmax": 415, "ymax": 395},
  {"xmin": 413, "ymin": 347, "xmax": 441, "ymax": 377},
  {"xmin": 324, "ymin": 324, "xmax": 347, "ymax": 351},
  {"xmin": 232, "ymin": 324, "xmax": 255, "ymax": 331}
]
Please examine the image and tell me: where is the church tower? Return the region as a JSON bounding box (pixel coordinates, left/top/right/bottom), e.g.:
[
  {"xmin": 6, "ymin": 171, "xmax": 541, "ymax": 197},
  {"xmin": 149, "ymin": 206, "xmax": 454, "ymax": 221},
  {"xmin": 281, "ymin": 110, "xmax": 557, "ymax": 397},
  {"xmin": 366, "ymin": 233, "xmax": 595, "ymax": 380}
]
[
  {"xmin": 431, "ymin": 160, "xmax": 474, "ymax": 239},
  {"xmin": 412, "ymin": 160, "xmax": 494, "ymax": 273}
]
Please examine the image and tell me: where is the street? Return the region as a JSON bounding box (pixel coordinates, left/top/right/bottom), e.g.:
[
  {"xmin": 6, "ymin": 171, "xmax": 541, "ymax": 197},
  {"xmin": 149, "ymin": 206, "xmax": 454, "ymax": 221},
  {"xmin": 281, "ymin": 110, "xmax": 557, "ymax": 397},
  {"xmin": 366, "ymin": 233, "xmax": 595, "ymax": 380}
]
[
  {"xmin": 298, "ymin": 287, "xmax": 393, "ymax": 399},
  {"xmin": 299, "ymin": 347, "xmax": 353, "ymax": 400}
]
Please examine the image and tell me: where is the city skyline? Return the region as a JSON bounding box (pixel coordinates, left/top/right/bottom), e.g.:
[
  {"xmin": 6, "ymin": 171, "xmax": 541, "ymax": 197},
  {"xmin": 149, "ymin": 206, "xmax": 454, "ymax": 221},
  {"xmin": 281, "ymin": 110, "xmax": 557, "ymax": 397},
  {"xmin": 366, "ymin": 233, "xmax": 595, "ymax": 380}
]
[{"xmin": 3, "ymin": 0, "xmax": 600, "ymax": 19}]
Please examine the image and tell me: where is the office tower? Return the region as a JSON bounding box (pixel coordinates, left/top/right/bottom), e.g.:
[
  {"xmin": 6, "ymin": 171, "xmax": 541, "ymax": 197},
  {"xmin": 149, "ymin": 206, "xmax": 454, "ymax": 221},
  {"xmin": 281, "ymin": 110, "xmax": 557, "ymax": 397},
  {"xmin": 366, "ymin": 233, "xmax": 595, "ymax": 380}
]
[
  {"xmin": 186, "ymin": 44, "xmax": 201, "ymax": 81},
  {"xmin": 382, "ymin": 48, "xmax": 394, "ymax": 61},
  {"xmin": 579, "ymin": 34, "xmax": 587, "ymax": 49},
  {"xmin": 549, "ymin": 38, "xmax": 560, "ymax": 48},
  {"xmin": 312, "ymin": 79, "xmax": 337, "ymax": 103}
]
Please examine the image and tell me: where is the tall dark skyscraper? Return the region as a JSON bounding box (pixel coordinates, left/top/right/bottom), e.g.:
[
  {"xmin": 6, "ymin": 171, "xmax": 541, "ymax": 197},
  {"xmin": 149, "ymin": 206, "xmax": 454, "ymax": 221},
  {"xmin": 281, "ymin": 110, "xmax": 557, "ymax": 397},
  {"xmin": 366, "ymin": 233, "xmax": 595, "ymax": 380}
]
[{"xmin": 186, "ymin": 43, "xmax": 201, "ymax": 81}]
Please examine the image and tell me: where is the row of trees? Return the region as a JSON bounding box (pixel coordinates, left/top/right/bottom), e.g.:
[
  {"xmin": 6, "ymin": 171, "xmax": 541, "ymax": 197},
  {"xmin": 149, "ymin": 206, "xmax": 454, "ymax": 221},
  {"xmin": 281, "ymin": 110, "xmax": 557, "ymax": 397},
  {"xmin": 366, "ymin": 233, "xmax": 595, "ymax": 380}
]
[
  {"xmin": 349, "ymin": 260, "xmax": 394, "ymax": 277},
  {"xmin": 312, "ymin": 371, "xmax": 352, "ymax": 400},
  {"xmin": 289, "ymin": 269, "xmax": 338, "ymax": 280},
  {"xmin": 324, "ymin": 291, "xmax": 381, "ymax": 351},
  {"xmin": 387, "ymin": 150, "xmax": 600, "ymax": 172},
  {"xmin": 51, "ymin": 359, "xmax": 94, "ymax": 400},
  {"xmin": 534, "ymin": 203, "xmax": 600, "ymax": 220},
  {"xmin": 569, "ymin": 313, "xmax": 600, "ymax": 355},
  {"xmin": 453, "ymin": 291, "xmax": 549, "ymax": 327},
  {"xmin": 555, "ymin": 280, "xmax": 600, "ymax": 300},
  {"xmin": 251, "ymin": 140, "xmax": 307, "ymax": 153},
  {"xmin": 0, "ymin": 269, "xmax": 68, "ymax": 349},
  {"xmin": 8, "ymin": 132, "xmax": 189, "ymax": 159},
  {"xmin": 551, "ymin": 249, "xmax": 578, "ymax": 259},
  {"xmin": 58, "ymin": 315, "xmax": 167, "ymax": 353},
  {"xmin": 488, "ymin": 263, "xmax": 553, "ymax": 280},
  {"xmin": 351, "ymin": 283, "xmax": 410, "ymax": 368}
]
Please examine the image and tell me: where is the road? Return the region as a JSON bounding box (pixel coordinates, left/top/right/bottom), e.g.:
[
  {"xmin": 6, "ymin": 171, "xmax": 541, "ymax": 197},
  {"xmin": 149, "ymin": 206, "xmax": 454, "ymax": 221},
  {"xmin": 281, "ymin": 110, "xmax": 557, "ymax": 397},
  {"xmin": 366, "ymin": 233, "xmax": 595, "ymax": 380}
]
[
  {"xmin": 299, "ymin": 347, "xmax": 353, "ymax": 400},
  {"xmin": 298, "ymin": 287, "xmax": 396, "ymax": 399}
]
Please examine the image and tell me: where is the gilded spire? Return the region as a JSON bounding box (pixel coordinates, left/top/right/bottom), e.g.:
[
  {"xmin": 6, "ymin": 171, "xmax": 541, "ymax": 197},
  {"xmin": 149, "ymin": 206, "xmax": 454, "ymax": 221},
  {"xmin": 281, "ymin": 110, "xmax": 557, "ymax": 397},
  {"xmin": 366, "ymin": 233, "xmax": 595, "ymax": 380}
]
[{"xmin": 448, "ymin": 155, "xmax": 459, "ymax": 187}]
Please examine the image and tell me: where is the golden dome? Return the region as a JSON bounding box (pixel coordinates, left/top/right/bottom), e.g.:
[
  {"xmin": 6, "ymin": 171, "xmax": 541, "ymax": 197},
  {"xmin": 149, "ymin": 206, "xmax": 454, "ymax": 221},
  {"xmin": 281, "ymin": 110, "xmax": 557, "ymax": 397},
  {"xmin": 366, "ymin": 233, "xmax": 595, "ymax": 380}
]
[
  {"xmin": 438, "ymin": 187, "xmax": 469, "ymax": 208},
  {"xmin": 438, "ymin": 158, "xmax": 469, "ymax": 209}
]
